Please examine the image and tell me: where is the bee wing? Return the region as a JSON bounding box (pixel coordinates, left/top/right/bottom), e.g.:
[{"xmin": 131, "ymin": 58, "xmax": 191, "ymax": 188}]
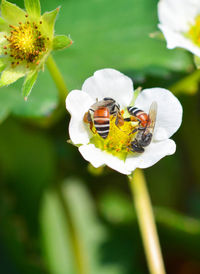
[
  {"xmin": 148, "ymin": 101, "xmax": 157, "ymax": 131},
  {"xmin": 90, "ymin": 98, "xmax": 114, "ymax": 111}
]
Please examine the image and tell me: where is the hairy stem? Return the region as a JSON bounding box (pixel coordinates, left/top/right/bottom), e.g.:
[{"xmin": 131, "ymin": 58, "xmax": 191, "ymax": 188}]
[
  {"xmin": 129, "ymin": 169, "xmax": 166, "ymax": 274},
  {"xmin": 33, "ymin": 54, "xmax": 69, "ymax": 127},
  {"xmin": 46, "ymin": 54, "xmax": 69, "ymax": 103}
]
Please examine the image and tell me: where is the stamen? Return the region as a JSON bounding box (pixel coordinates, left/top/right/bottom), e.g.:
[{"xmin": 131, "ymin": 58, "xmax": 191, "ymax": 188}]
[
  {"xmin": 5, "ymin": 20, "xmax": 48, "ymax": 65},
  {"xmin": 186, "ymin": 15, "xmax": 200, "ymax": 46},
  {"xmin": 89, "ymin": 114, "xmax": 138, "ymax": 160}
]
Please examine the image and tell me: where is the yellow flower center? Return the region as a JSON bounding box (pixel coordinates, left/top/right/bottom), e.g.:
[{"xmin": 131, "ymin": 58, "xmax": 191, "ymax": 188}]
[
  {"xmin": 90, "ymin": 114, "xmax": 138, "ymax": 160},
  {"xmin": 4, "ymin": 16, "xmax": 48, "ymax": 67},
  {"xmin": 187, "ymin": 15, "xmax": 200, "ymax": 46}
]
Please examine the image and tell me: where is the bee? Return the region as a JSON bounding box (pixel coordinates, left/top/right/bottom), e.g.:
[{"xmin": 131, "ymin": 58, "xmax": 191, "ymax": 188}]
[
  {"xmin": 83, "ymin": 97, "xmax": 124, "ymax": 139},
  {"xmin": 127, "ymin": 101, "xmax": 157, "ymax": 153}
]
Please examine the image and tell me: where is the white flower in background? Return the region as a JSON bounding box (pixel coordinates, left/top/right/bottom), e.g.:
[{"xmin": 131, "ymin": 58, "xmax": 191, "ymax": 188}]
[
  {"xmin": 158, "ymin": 0, "xmax": 200, "ymax": 57},
  {"xmin": 66, "ymin": 69, "xmax": 182, "ymax": 175}
]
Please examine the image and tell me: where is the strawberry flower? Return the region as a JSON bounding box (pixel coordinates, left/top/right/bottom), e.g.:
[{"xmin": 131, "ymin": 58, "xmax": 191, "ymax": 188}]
[
  {"xmin": 158, "ymin": 0, "xmax": 200, "ymax": 57},
  {"xmin": 66, "ymin": 69, "xmax": 182, "ymax": 175},
  {"xmin": 0, "ymin": 0, "xmax": 72, "ymax": 99}
]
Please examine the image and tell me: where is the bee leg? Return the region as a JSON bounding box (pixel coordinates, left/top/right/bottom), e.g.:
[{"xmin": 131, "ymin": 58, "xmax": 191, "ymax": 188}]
[
  {"xmin": 83, "ymin": 112, "xmax": 96, "ymax": 134},
  {"xmin": 128, "ymin": 128, "xmax": 137, "ymax": 135},
  {"xmin": 83, "ymin": 111, "xmax": 91, "ymax": 123},
  {"xmin": 124, "ymin": 116, "xmax": 138, "ymax": 122},
  {"xmin": 115, "ymin": 113, "xmax": 124, "ymax": 129},
  {"xmin": 129, "ymin": 125, "xmax": 144, "ymax": 135},
  {"xmin": 88, "ymin": 122, "xmax": 95, "ymax": 133}
]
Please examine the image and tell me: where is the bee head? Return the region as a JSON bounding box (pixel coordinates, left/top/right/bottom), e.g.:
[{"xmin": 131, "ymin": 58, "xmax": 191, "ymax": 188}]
[{"xmin": 103, "ymin": 97, "xmax": 115, "ymax": 102}]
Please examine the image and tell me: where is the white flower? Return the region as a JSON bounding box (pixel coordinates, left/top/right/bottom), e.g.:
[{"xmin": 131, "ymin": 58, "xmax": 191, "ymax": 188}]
[
  {"xmin": 66, "ymin": 69, "xmax": 182, "ymax": 175},
  {"xmin": 158, "ymin": 0, "xmax": 200, "ymax": 57}
]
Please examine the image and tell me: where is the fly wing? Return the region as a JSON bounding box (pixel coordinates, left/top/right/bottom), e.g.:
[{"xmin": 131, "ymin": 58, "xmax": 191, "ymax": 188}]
[{"xmin": 147, "ymin": 101, "xmax": 157, "ymax": 133}]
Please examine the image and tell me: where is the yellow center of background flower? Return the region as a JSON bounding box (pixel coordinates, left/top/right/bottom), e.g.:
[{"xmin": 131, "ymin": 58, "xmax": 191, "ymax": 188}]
[
  {"xmin": 90, "ymin": 115, "xmax": 138, "ymax": 160},
  {"xmin": 187, "ymin": 15, "xmax": 200, "ymax": 46},
  {"xmin": 4, "ymin": 19, "xmax": 48, "ymax": 67}
]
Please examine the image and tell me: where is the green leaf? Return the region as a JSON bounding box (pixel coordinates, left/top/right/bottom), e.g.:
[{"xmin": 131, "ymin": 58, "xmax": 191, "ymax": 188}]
[
  {"xmin": 0, "ymin": 105, "xmax": 10, "ymax": 123},
  {"xmin": 0, "ymin": 65, "xmax": 26, "ymax": 87},
  {"xmin": 0, "ymin": 118, "xmax": 56, "ymax": 227},
  {"xmin": 40, "ymin": 179, "xmax": 125, "ymax": 274},
  {"xmin": 22, "ymin": 70, "xmax": 38, "ymax": 100},
  {"xmin": 41, "ymin": 8, "xmax": 59, "ymax": 39},
  {"xmin": 52, "ymin": 35, "xmax": 72, "ymax": 50},
  {"xmin": 0, "ymin": 0, "xmax": 193, "ymax": 120},
  {"xmin": 46, "ymin": 0, "xmax": 192, "ymax": 90},
  {"xmin": 1, "ymin": 0, "xmax": 26, "ymax": 25},
  {"xmin": 24, "ymin": 0, "xmax": 41, "ymax": 18},
  {"xmin": 194, "ymin": 55, "xmax": 200, "ymax": 69},
  {"xmin": 155, "ymin": 207, "xmax": 200, "ymax": 235},
  {"xmin": 171, "ymin": 70, "xmax": 200, "ymax": 95},
  {"xmin": 40, "ymin": 189, "xmax": 75, "ymax": 274},
  {"xmin": 0, "ymin": 68, "xmax": 58, "ymax": 119},
  {"xmin": 99, "ymin": 190, "xmax": 135, "ymax": 224}
]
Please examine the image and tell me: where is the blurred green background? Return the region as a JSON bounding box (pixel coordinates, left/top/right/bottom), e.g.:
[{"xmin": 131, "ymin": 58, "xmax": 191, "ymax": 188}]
[{"xmin": 1, "ymin": 0, "xmax": 200, "ymax": 273}]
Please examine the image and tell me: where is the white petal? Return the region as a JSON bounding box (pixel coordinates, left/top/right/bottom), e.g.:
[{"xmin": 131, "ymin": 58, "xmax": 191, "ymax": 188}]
[
  {"xmin": 79, "ymin": 144, "xmax": 105, "ymax": 168},
  {"xmin": 154, "ymin": 127, "xmax": 168, "ymax": 141},
  {"xmin": 66, "ymin": 90, "xmax": 94, "ymax": 145},
  {"xmin": 158, "ymin": 0, "xmax": 200, "ymax": 32},
  {"xmin": 66, "ymin": 90, "xmax": 94, "ymax": 119},
  {"xmin": 82, "ymin": 69, "xmax": 134, "ymax": 109},
  {"xmin": 159, "ymin": 24, "xmax": 200, "ymax": 57},
  {"xmin": 125, "ymin": 139, "xmax": 176, "ymax": 170},
  {"xmin": 134, "ymin": 88, "xmax": 183, "ymax": 140},
  {"xmin": 68, "ymin": 118, "xmax": 90, "ymax": 145},
  {"xmin": 79, "ymin": 144, "xmax": 131, "ymax": 175}
]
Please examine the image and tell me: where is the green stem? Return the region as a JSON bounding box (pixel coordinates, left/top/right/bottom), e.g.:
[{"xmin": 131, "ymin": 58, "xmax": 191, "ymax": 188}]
[
  {"xmin": 56, "ymin": 185, "xmax": 87, "ymax": 274},
  {"xmin": 32, "ymin": 54, "xmax": 69, "ymax": 127},
  {"xmin": 129, "ymin": 169, "xmax": 166, "ymax": 274},
  {"xmin": 46, "ymin": 54, "xmax": 69, "ymax": 103}
]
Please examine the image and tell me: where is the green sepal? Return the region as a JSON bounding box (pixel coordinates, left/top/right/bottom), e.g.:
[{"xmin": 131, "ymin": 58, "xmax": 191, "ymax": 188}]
[
  {"xmin": 0, "ymin": 17, "xmax": 9, "ymax": 31},
  {"xmin": 41, "ymin": 7, "xmax": 59, "ymax": 39},
  {"xmin": 0, "ymin": 65, "xmax": 26, "ymax": 87},
  {"xmin": 0, "ymin": 58, "xmax": 7, "ymax": 72},
  {"xmin": 52, "ymin": 35, "xmax": 72, "ymax": 50},
  {"xmin": 1, "ymin": 0, "xmax": 26, "ymax": 25},
  {"xmin": 24, "ymin": 0, "xmax": 41, "ymax": 19},
  {"xmin": 130, "ymin": 86, "xmax": 142, "ymax": 106},
  {"xmin": 149, "ymin": 31, "xmax": 165, "ymax": 40},
  {"xmin": 0, "ymin": 32, "xmax": 8, "ymax": 54},
  {"xmin": 194, "ymin": 55, "xmax": 200, "ymax": 69},
  {"xmin": 67, "ymin": 139, "xmax": 81, "ymax": 147},
  {"xmin": 22, "ymin": 70, "xmax": 38, "ymax": 100}
]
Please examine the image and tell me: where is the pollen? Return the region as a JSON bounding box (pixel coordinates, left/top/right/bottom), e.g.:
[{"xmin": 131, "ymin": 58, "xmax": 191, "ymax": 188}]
[
  {"xmin": 187, "ymin": 15, "xmax": 200, "ymax": 46},
  {"xmin": 5, "ymin": 20, "xmax": 48, "ymax": 65},
  {"xmin": 90, "ymin": 114, "xmax": 138, "ymax": 160}
]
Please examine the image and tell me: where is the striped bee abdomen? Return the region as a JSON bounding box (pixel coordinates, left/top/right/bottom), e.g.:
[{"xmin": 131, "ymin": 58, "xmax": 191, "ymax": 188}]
[
  {"xmin": 94, "ymin": 107, "xmax": 110, "ymax": 139},
  {"xmin": 127, "ymin": 106, "xmax": 148, "ymax": 127}
]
